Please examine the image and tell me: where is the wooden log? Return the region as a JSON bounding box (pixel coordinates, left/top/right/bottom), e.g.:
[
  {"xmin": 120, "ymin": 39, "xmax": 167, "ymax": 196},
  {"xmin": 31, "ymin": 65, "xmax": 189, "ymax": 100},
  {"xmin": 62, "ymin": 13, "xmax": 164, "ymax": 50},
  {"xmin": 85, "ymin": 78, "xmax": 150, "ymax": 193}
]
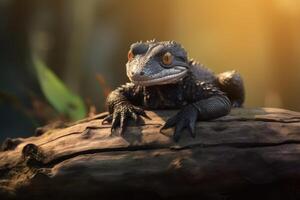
[{"xmin": 1, "ymin": 108, "xmax": 300, "ymax": 200}]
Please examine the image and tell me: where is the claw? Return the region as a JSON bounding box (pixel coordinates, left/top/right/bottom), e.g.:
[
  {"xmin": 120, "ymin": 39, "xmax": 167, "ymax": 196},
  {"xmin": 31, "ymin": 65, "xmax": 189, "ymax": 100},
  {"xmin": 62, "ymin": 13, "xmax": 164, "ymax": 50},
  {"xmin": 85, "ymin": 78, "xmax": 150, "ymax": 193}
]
[
  {"xmin": 173, "ymin": 129, "xmax": 180, "ymax": 142},
  {"xmin": 161, "ymin": 114, "xmax": 178, "ymax": 130},
  {"xmin": 140, "ymin": 111, "xmax": 151, "ymax": 120},
  {"xmin": 161, "ymin": 105, "xmax": 198, "ymax": 141},
  {"xmin": 173, "ymin": 120, "xmax": 185, "ymax": 142},
  {"xmin": 188, "ymin": 115, "xmax": 197, "ymax": 138},
  {"xmin": 135, "ymin": 108, "xmax": 151, "ymax": 120},
  {"xmin": 119, "ymin": 111, "xmax": 127, "ymax": 135},
  {"xmin": 188, "ymin": 122, "xmax": 196, "ymax": 138},
  {"xmin": 131, "ymin": 112, "xmax": 138, "ymax": 122},
  {"xmin": 173, "ymin": 127, "xmax": 182, "ymax": 142},
  {"xmin": 102, "ymin": 115, "xmax": 112, "ymax": 125},
  {"xmin": 111, "ymin": 114, "xmax": 120, "ymax": 133},
  {"xmin": 104, "ymin": 103, "xmax": 149, "ymax": 136}
]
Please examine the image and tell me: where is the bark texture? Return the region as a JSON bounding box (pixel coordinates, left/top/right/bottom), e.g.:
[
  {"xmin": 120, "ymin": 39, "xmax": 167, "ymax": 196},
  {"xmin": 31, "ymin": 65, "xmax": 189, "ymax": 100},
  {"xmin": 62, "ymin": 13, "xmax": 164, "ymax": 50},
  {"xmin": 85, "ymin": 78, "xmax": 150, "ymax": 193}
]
[{"xmin": 1, "ymin": 108, "xmax": 300, "ymax": 200}]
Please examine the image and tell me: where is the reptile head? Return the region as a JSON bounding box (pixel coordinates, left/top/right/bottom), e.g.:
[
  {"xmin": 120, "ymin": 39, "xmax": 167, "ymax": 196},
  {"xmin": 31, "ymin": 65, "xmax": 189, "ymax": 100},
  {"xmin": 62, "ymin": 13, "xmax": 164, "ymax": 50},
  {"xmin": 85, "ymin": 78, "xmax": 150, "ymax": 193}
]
[{"xmin": 126, "ymin": 40, "xmax": 189, "ymax": 86}]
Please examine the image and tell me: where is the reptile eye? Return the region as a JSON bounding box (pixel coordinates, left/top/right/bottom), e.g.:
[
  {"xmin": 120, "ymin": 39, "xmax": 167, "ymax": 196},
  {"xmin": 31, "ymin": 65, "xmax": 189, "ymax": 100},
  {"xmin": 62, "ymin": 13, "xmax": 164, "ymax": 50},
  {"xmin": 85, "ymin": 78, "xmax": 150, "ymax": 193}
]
[
  {"xmin": 128, "ymin": 50, "xmax": 134, "ymax": 61},
  {"xmin": 162, "ymin": 52, "xmax": 173, "ymax": 65}
]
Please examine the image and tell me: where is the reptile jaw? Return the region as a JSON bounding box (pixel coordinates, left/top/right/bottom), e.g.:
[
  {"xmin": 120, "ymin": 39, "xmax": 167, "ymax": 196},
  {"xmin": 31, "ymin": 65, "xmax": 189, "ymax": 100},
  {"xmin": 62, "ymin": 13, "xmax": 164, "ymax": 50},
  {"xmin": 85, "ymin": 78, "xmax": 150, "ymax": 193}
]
[{"xmin": 130, "ymin": 69, "xmax": 188, "ymax": 86}]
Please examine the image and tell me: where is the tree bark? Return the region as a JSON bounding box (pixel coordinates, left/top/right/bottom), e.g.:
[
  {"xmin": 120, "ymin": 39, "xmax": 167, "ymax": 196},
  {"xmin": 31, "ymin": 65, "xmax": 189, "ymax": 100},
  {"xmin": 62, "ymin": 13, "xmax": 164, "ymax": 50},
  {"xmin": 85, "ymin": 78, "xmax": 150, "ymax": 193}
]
[{"xmin": 1, "ymin": 108, "xmax": 300, "ymax": 200}]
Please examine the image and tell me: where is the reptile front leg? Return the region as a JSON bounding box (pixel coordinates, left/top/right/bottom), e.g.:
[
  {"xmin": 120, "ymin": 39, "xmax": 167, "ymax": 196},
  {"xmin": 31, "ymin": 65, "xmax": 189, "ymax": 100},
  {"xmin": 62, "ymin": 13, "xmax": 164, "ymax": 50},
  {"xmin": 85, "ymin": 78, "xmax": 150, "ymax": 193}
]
[
  {"xmin": 103, "ymin": 101, "xmax": 149, "ymax": 134},
  {"xmin": 161, "ymin": 94, "xmax": 231, "ymax": 141},
  {"xmin": 103, "ymin": 83, "xmax": 149, "ymax": 135}
]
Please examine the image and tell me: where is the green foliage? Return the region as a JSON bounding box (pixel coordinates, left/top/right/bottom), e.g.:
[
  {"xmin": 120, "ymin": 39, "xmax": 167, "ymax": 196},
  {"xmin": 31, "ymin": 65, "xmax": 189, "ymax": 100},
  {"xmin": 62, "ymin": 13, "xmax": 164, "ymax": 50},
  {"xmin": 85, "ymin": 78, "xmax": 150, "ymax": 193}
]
[{"xmin": 33, "ymin": 57, "xmax": 87, "ymax": 121}]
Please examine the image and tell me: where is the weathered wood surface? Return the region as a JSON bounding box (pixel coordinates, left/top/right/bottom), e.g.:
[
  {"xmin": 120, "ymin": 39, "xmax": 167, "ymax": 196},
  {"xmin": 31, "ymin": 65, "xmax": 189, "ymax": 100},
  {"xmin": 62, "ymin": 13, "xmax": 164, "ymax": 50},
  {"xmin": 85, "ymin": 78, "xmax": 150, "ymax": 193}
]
[{"xmin": 1, "ymin": 108, "xmax": 300, "ymax": 200}]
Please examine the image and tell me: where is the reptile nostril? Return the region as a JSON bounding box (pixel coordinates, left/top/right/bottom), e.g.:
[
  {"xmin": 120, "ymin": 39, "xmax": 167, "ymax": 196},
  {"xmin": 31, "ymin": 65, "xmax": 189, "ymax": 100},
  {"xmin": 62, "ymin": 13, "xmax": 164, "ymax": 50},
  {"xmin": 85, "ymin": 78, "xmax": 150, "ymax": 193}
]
[{"xmin": 140, "ymin": 71, "xmax": 145, "ymax": 76}]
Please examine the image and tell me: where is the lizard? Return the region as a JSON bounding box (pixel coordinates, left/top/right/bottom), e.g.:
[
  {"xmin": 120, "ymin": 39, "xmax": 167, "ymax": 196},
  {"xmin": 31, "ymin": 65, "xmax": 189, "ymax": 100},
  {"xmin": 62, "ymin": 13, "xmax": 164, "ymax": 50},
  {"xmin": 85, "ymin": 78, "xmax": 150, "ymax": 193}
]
[{"xmin": 102, "ymin": 40, "xmax": 245, "ymax": 141}]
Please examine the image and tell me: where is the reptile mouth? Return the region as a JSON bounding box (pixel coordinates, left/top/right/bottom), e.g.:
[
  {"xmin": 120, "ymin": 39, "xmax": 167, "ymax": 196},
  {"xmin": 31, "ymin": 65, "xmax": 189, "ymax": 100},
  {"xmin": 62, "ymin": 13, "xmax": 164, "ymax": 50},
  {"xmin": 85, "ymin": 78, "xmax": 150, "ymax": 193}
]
[{"xmin": 131, "ymin": 69, "xmax": 188, "ymax": 86}]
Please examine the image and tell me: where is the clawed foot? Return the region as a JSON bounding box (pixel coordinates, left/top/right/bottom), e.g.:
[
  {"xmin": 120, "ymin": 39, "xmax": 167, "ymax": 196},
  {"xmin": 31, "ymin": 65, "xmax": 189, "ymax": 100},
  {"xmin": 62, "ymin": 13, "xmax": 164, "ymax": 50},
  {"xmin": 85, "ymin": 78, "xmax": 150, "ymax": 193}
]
[
  {"xmin": 102, "ymin": 102, "xmax": 150, "ymax": 135},
  {"xmin": 160, "ymin": 105, "xmax": 198, "ymax": 142}
]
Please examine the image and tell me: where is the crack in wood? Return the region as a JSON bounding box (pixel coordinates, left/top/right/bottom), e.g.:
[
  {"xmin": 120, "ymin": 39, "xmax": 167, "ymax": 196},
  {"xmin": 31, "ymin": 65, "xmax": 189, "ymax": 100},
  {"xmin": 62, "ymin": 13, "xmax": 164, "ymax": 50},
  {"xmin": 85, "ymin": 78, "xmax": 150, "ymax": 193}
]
[{"xmin": 42, "ymin": 139, "xmax": 300, "ymax": 169}]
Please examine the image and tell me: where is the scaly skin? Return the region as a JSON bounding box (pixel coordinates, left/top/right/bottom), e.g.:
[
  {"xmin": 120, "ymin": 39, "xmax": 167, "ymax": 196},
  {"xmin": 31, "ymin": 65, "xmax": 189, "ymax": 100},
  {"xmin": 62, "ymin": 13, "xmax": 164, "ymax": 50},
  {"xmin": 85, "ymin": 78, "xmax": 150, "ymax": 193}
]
[{"xmin": 103, "ymin": 40, "xmax": 245, "ymax": 141}]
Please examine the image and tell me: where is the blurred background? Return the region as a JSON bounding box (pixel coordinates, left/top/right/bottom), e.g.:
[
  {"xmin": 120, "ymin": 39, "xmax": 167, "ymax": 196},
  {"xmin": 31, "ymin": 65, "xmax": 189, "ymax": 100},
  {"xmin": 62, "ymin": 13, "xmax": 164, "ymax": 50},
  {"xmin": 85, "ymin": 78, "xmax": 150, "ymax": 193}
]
[{"xmin": 1, "ymin": 0, "xmax": 300, "ymax": 141}]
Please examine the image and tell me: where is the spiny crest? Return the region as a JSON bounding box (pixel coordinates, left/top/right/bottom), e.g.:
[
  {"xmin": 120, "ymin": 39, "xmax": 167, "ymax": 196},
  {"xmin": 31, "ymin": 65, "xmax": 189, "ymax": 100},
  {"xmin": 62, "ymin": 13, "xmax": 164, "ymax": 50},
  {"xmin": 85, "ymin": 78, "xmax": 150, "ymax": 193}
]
[
  {"xmin": 134, "ymin": 40, "xmax": 184, "ymax": 49},
  {"xmin": 189, "ymin": 59, "xmax": 204, "ymax": 67},
  {"xmin": 130, "ymin": 40, "xmax": 188, "ymax": 59},
  {"xmin": 166, "ymin": 41, "xmax": 187, "ymax": 55},
  {"xmin": 132, "ymin": 39, "xmax": 155, "ymax": 45},
  {"xmin": 168, "ymin": 40, "xmax": 181, "ymax": 47},
  {"xmin": 146, "ymin": 39, "xmax": 156, "ymax": 43},
  {"xmin": 172, "ymin": 40, "xmax": 186, "ymax": 50},
  {"xmin": 191, "ymin": 59, "xmax": 200, "ymax": 66}
]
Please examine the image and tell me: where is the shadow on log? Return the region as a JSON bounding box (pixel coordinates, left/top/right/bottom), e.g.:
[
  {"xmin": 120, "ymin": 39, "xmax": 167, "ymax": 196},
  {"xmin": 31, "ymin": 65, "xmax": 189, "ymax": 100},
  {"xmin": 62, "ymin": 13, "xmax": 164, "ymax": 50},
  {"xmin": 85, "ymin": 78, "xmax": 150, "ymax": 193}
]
[{"xmin": 1, "ymin": 108, "xmax": 300, "ymax": 200}]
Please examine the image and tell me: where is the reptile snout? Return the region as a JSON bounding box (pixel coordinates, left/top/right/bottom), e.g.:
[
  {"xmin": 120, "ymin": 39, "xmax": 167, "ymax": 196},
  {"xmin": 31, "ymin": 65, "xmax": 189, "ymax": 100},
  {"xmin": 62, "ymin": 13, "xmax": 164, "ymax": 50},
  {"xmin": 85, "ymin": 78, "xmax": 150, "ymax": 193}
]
[{"xmin": 130, "ymin": 69, "xmax": 145, "ymax": 77}]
